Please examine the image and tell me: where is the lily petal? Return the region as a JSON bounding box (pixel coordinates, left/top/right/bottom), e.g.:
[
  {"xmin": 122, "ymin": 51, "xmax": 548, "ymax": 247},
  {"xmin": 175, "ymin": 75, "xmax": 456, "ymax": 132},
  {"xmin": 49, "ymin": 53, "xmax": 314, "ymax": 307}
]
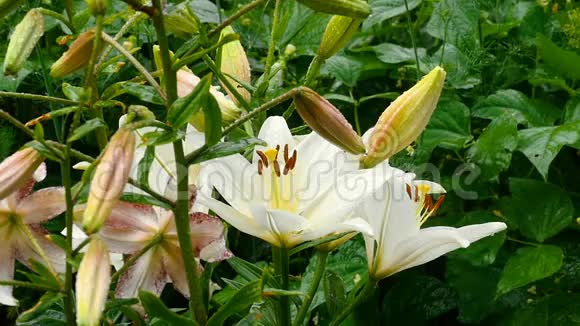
[
  {"xmin": 296, "ymin": 217, "xmax": 374, "ymax": 245},
  {"xmin": 16, "ymin": 187, "xmax": 66, "ymax": 224},
  {"xmin": 116, "ymin": 248, "xmax": 167, "ymax": 298},
  {"xmin": 253, "ymin": 116, "xmax": 295, "ymax": 164},
  {"xmin": 249, "ymin": 204, "xmax": 310, "ymax": 247},
  {"xmin": 162, "ymin": 242, "xmax": 192, "ymax": 298},
  {"xmin": 0, "ymin": 241, "xmax": 17, "ymax": 306},
  {"xmin": 375, "ymin": 223, "xmax": 506, "ymax": 278},
  {"xmin": 100, "ymin": 202, "xmax": 159, "ymax": 254},
  {"xmin": 13, "ymin": 226, "xmax": 66, "ymax": 273}
]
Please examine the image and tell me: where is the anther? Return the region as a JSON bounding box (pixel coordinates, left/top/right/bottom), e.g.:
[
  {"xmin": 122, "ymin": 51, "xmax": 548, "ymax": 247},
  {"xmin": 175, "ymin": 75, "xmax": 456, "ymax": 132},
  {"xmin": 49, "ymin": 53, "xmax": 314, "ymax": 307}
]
[
  {"xmin": 284, "ymin": 144, "xmax": 289, "ymax": 163},
  {"xmin": 257, "ymin": 151, "xmax": 269, "ymax": 168},
  {"xmin": 288, "ymin": 150, "xmax": 297, "ymax": 170},
  {"xmin": 258, "ymin": 160, "xmax": 263, "ymax": 175},
  {"xmin": 275, "ymin": 145, "xmax": 280, "ymax": 160},
  {"xmin": 405, "ymin": 184, "xmax": 412, "ymax": 200},
  {"xmin": 273, "ymin": 160, "xmax": 281, "ymax": 177},
  {"xmin": 430, "ymin": 194, "xmax": 446, "ymax": 215}
]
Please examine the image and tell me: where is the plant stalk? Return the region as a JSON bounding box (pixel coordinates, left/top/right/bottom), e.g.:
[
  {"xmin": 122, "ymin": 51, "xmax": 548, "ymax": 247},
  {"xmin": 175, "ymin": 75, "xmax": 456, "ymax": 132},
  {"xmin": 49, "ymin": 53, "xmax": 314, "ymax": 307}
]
[
  {"xmin": 293, "ymin": 250, "xmax": 328, "ymax": 326},
  {"xmin": 255, "ymin": 0, "xmax": 284, "ymax": 98},
  {"xmin": 273, "ymin": 246, "xmax": 291, "ymax": 326},
  {"xmin": 329, "ymin": 280, "xmax": 377, "ymax": 326}
]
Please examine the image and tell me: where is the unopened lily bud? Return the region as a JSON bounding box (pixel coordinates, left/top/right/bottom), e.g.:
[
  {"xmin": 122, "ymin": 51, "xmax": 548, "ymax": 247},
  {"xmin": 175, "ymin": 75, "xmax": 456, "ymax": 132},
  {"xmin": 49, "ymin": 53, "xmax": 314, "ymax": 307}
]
[
  {"xmin": 86, "ymin": 0, "xmax": 108, "ymax": 15},
  {"xmin": 0, "ymin": 0, "xmax": 24, "ymax": 19},
  {"xmin": 176, "ymin": 69, "xmax": 241, "ymax": 130},
  {"xmin": 0, "ymin": 147, "xmax": 43, "ymax": 199},
  {"xmin": 50, "ymin": 30, "xmax": 96, "ymax": 78},
  {"xmin": 76, "ymin": 237, "xmax": 111, "ymax": 326},
  {"xmin": 362, "ymin": 66, "xmax": 446, "ymax": 168},
  {"xmin": 83, "ymin": 128, "xmax": 135, "ymax": 234},
  {"xmin": 125, "ymin": 105, "xmax": 155, "ymax": 123},
  {"xmin": 318, "ymin": 16, "xmax": 362, "ymax": 60},
  {"xmin": 219, "ymin": 26, "xmax": 251, "ymax": 105},
  {"xmin": 3, "ymin": 9, "xmax": 44, "ymax": 75},
  {"xmin": 296, "ymin": 0, "xmax": 371, "ymax": 18},
  {"xmin": 293, "ymin": 87, "xmax": 365, "ymax": 154}
]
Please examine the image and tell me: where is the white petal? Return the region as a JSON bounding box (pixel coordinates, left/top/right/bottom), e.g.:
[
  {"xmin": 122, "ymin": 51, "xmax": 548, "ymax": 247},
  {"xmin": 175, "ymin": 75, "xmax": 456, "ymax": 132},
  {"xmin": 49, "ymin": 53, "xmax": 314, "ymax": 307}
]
[
  {"xmin": 33, "ymin": 163, "xmax": 47, "ymax": 182},
  {"xmin": 362, "ymin": 127, "xmax": 374, "ymax": 148},
  {"xmin": 184, "ymin": 124, "xmax": 205, "ymax": 155},
  {"xmin": 204, "ymin": 154, "xmax": 259, "ymax": 216},
  {"xmin": 200, "ymin": 238, "xmax": 233, "ymax": 262},
  {"xmin": 375, "ymin": 223, "xmax": 506, "ymax": 278},
  {"xmin": 253, "ymin": 116, "xmax": 295, "ymax": 164},
  {"xmin": 13, "ymin": 226, "xmax": 66, "ymax": 274},
  {"xmin": 249, "ymin": 204, "xmax": 310, "ymax": 246},
  {"xmin": 0, "ymin": 242, "xmax": 17, "ymax": 306},
  {"xmin": 100, "ymin": 202, "xmax": 159, "ymax": 254},
  {"xmin": 73, "ymin": 161, "xmax": 91, "ymax": 170},
  {"xmin": 296, "ymin": 217, "xmax": 374, "ymax": 247},
  {"xmin": 16, "ymin": 187, "xmax": 66, "ymax": 224}
]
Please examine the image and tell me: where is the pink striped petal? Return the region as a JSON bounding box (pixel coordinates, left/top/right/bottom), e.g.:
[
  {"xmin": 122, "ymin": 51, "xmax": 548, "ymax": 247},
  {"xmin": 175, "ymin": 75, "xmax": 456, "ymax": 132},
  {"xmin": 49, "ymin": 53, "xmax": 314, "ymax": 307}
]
[{"xmin": 17, "ymin": 187, "xmax": 66, "ymax": 224}]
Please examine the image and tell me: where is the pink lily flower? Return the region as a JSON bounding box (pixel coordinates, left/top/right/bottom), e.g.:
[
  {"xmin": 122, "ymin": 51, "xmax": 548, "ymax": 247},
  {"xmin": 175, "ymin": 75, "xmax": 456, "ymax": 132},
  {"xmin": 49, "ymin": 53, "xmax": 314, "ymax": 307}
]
[{"xmin": 0, "ymin": 163, "xmax": 66, "ymax": 306}]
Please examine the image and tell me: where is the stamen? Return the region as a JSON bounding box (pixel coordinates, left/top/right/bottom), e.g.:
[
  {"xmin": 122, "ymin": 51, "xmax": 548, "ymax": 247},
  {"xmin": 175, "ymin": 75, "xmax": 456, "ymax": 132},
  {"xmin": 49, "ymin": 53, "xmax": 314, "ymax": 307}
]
[
  {"xmin": 288, "ymin": 150, "xmax": 297, "ymax": 170},
  {"xmin": 430, "ymin": 194, "xmax": 446, "ymax": 215},
  {"xmin": 405, "ymin": 184, "xmax": 412, "ymax": 200},
  {"xmin": 258, "ymin": 160, "xmax": 263, "ymax": 175},
  {"xmin": 284, "ymin": 144, "xmax": 289, "ymax": 163},
  {"xmin": 424, "ymin": 194, "xmax": 433, "ymax": 210},
  {"xmin": 275, "ymin": 145, "xmax": 280, "ymax": 160},
  {"xmin": 273, "ymin": 160, "xmax": 281, "ymax": 177},
  {"xmin": 257, "ymin": 151, "xmax": 269, "ymax": 168}
]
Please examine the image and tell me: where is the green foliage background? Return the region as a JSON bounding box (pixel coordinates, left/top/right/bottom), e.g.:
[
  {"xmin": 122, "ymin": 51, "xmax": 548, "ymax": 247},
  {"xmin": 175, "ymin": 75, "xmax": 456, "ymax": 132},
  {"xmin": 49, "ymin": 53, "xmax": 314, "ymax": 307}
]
[{"xmin": 1, "ymin": 0, "xmax": 579, "ymax": 324}]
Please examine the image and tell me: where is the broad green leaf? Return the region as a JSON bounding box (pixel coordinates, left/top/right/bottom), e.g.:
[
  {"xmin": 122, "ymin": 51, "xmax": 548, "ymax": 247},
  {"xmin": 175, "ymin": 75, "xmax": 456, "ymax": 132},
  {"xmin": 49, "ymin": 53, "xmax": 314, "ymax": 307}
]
[
  {"xmin": 122, "ymin": 83, "xmax": 164, "ymax": 105},
  {"xmin": 189, "ymin": 138, "xmax": 265, "ymax": 164},
  {"xmin": 425, "ymin": 0, "xmax": 480, "ymax": 49},
  {"xmin": 189, "ymin": 0, "xmax": 220, "ymax": 23},
  {"xmin": 497, "ymin": 245, "xmax": 563, "ymax": 296},
  {"xmin": 421, "ymin": 43, "xmax": 480, "ymax": 89},
  {"xmin": 382, "ymin": 275, "xmax": 456, "ymax": 324},
  {"xmin": 472, "ymin": 90, "xmax": 560, "ymax": 127},
  {"xmin": 420, "ymin": 100, "xmax": 472, "ymax": 154},
  {"xmin": 363, "ymin": 0, "xmax": 423, "ymax": 30},
  {"xmin": 61, "ymin": 83, "xmax": 85, "ymax": 102},
  {"xmin": 17, "ymin": 293, "xmax": 63, "ymax": 323},
  {"xmin": 139, "ymin": 291, "xmax": 195, "ymax": 326},
  {"xmin": 137, "ymin": 146, "xmax": 155, "ymax": 186},
  {"xmin": 324, "ymin": 54, "xmax": 389, "ymax": 87},
  {"xmin": 501, "ymin": 294, "xmax": 580, "ymax": 326},
  {"xmin": 517, "ymin": 121, "xmax": 580, "ymax": 180},
  {"xmin": 167, "ymin": 74, "xmax": 211, "ymax": 128},
  {"xmin": 466, "ymin": 116, "xmax": 518, "ymax": 182},
  {"xmin": 371, "ymin": 43, "xmax": 426, "ymax": 64},
  {"xmin": 481, "ymin": 19, "xmax": 521, "ymax": 39},
  {"xmin": 564, "ymin": 97, "xmax": 580, "ymax": 123},
  {"xmin": 447, "ymin": 211, "xmax": 506, "ymax": 266},
  {"xmin": 446, "ymin": 259, "xmax": 500, "ymax": 323},
  {"xmin": 500, "ymin": 178, "xmax": 573, "ymax": 243},
  {"xmin": 207, "ymin": 280, "xmax": 263, "ymax": 326},
  {"xmin": 203, "ymin": 94, "xmax": 222, "ymax": 146},
  {"xmin": 537, "ymin": 34, "xmax": 580, "ymax": 80},
  {"xmin": 67, "ymin": 118, "xmax": 106, "ymax": 143},
  {"xmin": 140, "ymin": 129, "xmax": 185, "ymax": 147},
  {"xmin": 323, "ymin": 271, "xmax": 347, "ymax": 318}
]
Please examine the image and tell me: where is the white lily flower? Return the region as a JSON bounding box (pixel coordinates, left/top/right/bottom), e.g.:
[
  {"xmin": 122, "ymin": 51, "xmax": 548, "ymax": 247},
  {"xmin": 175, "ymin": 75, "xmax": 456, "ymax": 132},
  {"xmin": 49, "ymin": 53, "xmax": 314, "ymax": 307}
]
[
  {"xmin": 0, "ymin": 163, "xmax": 65, "ymax": 306},
  {"xmin": 199, "ymin": 116, "xmax": 385, "ymax": 248},
  {"xmin": 361, "ymin": 165, "xmax": 507, "ymax": 279}
]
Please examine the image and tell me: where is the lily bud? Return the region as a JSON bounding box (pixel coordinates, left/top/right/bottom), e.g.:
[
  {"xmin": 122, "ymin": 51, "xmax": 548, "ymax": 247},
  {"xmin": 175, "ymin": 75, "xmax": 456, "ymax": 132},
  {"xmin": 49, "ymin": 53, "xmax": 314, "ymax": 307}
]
[
  {"xmin": 362, "ymin": 66, "xmax": 446, "ymax": 168},
  {"xmin": 296, "ymin": 0, "xmax": 371, "ymax": 18},
  {"xmin": 293, "ymin": 87, "xmax": 365, "ymax": 154},
  {"xmin": 176, "ymin": 69, "xmax": 241, "ymax": 130},
  {"xmin": 125, "ymin": 105, "xmax": 156, "ymax": 124},
  {"xmin": 83, "ymin": 128, "xmax": 135, "ymax": 234},
  {"xmin": 318, "ymin": 16, "xmax": 362, "ymax": 60},
  {"xmin": 76, "ymin": 237, "xmax": 111, "ymax": 326},
  {"xmin": 218, "ymin": 26, "xmax": 251, "ymax": 105},
  {"xmin": 3, "ymin": 9, "xmax": 44, "ymax": 75},
  {"xmin": 50, "ymin": 30, "xmax": 96, "ymax": 78},
  {"xmin": 86, "ymin": 0, "xmax": 108, "ymax": 15},
  {"xmin": 0, "ymin": 147, "xmax": 43, "ymax": 199},
  {"xmin": 0, "ymin": 0, "xmax": 24, "ymax": 19}
]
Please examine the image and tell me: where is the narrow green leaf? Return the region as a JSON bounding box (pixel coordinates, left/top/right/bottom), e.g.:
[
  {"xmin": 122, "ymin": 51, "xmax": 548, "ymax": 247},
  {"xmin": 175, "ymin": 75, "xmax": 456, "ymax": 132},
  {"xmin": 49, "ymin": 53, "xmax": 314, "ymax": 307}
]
[
  {"xmin": 122, "ymin": 83, "xmax": 164, "ymax": 105},
  {"xmin": 227, "ymin": 257, "xmax": 264, "ymax": 282},
  {"xmin": 203, "ymin": 93, "xmax": 222, "ymax": 146},
  {"xmin": 323, "ymin": 270, "xmax": 347, "ymax": 317},
  {"xmin": 139, "ymin": 291, "xmax": 196, "ymax": 326},
  {"xmin": 497, "ymin": 245, "xmax": 564, "ymax": 296},
  {"xmin": 24, "ymin": 141, "xmax": 62, "ymax": 162},
  {"xmin": 140, "ymin": 129, "xmax": 185, "ymax": 147},
  {"xmin": 62, "ymin": 83, "xmax": 86, "ymax": 102},
  {"xmin": 167, "ymin": 73, "xmax": 212, "ymax": 128},
  {"xmin": 207, "ymin": 280, "xmax": 263, "ymax": 326},
  {"xmin": 189, "ymin": 138, "xmax": 265, "ymax": 164},
  {"xmin": 17, "ymin": 293, "xmax": 63, "ymax": 323},
  {"xmin": 137, "ymin": 146, "xmax": 155, "ymax": 186},
  {"xmin": 67, "ymin": 118, "xmax": 106, "ymax": 143},
  {"xmin": 33, "ymin": 123, "xmax": 44, "ymax": 140}
]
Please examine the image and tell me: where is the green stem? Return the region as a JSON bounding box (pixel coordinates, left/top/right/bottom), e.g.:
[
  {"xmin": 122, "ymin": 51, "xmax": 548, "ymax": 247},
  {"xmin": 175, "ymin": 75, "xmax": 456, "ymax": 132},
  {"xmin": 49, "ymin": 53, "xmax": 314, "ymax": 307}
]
[
  {"xmin": 173, "ymin": 141, "xmax": 206, "ymax": 324},
  {"xmin": 85, "ymin": 15, "xmax": 108, "ymax": 149},
  {"xmin": 0, "ymin": 280, "xmax": 60, "ymax": 292},
  {"xmin": 60, "ymin": 151, "xmax": 77, "ymax": 326},
  {"xmin": 304, "ymin": 55, "xmax": 324, "ymax": 87},
  {"xmin": 273, "ymin": 246, "xmax": 290, "ymax": 326},
  {"xmin": 37, "ymin": 8, "xmax": 76, "ymax": 34},
  {"xmin": 97, "ymin": 12, "xmax": 144, "ymax": 66},
  {"xmin": 71, "ymin": 236, "xmax": 91, "ymax": 257},
  {"xmin": 207, "ymin": 0, "xmax": 266, "ymax": 38},
  {"xmin": 255, "ymin": 0, "xmax": 283, "ymax": 98},
  {"xmin": 329, "ymin": 281, "xmax": 377, "ymax": 326},
  {"xmin": 151, "ymin": 0, "xmax": 177, "ymax": 106},
  {"xmin": 101, "ymin": 32, "xmax": 165, "ymax": 99},
  {"xmin": 403, "ymin": 0, "xmax": 420, "ymax": 79},
  {"xmin": 64, "ymin": 0, "xmax": 74, "ymax": 25},
  {"xmin": 0, "ymin": 91, "xmax": 78, "ymax": 105},
  {"xmin": 110, "ymin": 235, "xmax": 163, "ymax": 284},
  {"xmin": 293, "ymin": 250, "xmax": 328, "ymax": 326},
  {"xmin": 202, "ymin": 54, "xmax": 250, "ymax": 110}
]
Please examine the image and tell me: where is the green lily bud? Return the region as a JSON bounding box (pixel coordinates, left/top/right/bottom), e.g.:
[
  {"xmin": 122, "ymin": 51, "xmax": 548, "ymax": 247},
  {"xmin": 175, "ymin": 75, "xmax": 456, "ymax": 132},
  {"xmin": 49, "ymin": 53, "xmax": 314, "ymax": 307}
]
[
  {"xmin": 218, "ymin": 26, "xmax": 251, "ymax": 105},
  {"xmin": 318, "ymin": 16, "xmax": 362, "ymax": 60},
  {"xmin": 362, "ymin": 66, "xmax": 447, "ymax": 168},
  {"xmin": 125, "ymin": 105, "xmax": 156, "ymax": 124},
  {"xmin": 82, "ymin": 128, "xmax": 135, "ymax": 234},
  {"xmin": 50, "ymin": 30, "xmax": 96, "ymax": 78},
  {"xmin": 293, "ymin": 87, "xmax": 365, "ymax": 154},
  {"xmin": 3, "ymin": 9, "xmax": 44, "ymax": 75},
  {"xmin": 296, "ymin": 0, "xmax": 371, "ymax": 18},
  {"xmin": 0, "ymin": 0, "xmax": 24, "ymax": 19},
  {"xmin": 0, "ymin": 147, "xmax": 44, "ymax": 199},
  {"xmin": 76, "ymin": 237, "xmax": 111, "ymax": 326},
  {"xmin": 86, "ymin": 0, "xmax": 109, "ymax": 15}
]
